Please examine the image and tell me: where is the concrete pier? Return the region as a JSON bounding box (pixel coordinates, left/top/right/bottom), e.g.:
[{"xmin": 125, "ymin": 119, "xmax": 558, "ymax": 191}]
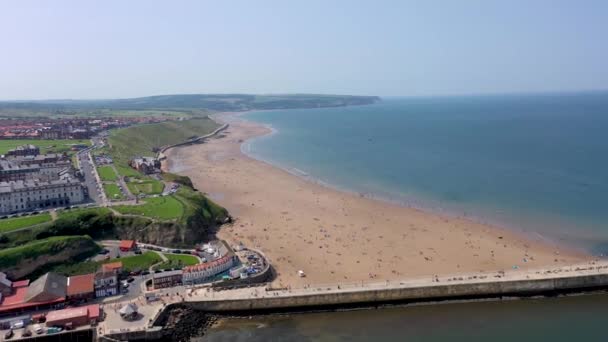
[{"xmin": 186, "ymin": 261, "xmax": 608, "ymax": 312}]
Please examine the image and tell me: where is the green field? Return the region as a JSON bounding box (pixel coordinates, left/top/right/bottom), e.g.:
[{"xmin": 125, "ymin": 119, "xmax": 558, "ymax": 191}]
[
  {"xmin": 103, "ymin": 183, "xmax": 124, "ymax": 200},
  {"xmin": 0, "ymin": 139, "xmax": 90, "ymax": 155},
  {"xmin": 97, "ymin": 165, "xmax": 118, "ymax": 181},
  {"xmin": 0, "ymin": 213, "xmax": 53, "ymax": 233},
  {"xmin": 127, "ymin": 179, "xmax": 164, "ymax": 195},
  {"xmin": 113, "ymin": 195, "xmax": 183, "ymax": 219}
]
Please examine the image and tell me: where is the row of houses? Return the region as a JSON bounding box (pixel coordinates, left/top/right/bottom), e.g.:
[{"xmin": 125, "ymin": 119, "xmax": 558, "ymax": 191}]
[{"xmin": 152, "ymin": 252, "xmax": 238, "ymax": 289}]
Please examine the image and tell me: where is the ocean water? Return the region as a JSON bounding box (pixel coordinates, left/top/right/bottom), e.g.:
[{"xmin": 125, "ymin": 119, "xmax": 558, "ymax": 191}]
[
  {"xmin": 242, "ymin": 92, "xmax": 608, "ymax": 253},
  {"xmin": 200, "ymin": 92, "xmax": 608, "ymax": 341},
  {"xmin": 202, "ymin": 294, "xmax": 608, "ymax": 342}
]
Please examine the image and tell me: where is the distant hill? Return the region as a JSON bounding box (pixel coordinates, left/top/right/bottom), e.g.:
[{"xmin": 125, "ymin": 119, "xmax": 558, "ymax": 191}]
[{"xmin": 0, "ymin": 94, "xmax": 380, "ymax": 113}]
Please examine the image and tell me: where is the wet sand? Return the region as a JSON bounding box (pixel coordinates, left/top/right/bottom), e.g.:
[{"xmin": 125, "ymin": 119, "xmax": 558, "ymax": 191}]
[{"xmin": 163, "ymin": 112, "xmax": 592, "ymax": 287}]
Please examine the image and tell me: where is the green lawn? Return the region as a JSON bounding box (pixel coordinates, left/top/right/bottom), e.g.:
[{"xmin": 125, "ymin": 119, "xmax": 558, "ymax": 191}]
[
  {"xmin": 127, "ymin": 179, "xmax": 164, "ymax": 195},
  {"xmin": 0, "ymin": 139, "xmax": 90, "ymax": 155},
  {"xmin": 113, "ymin": 195, "xmax": 184, "ymax": 220},
  {"xmin": 154, "ymin": 253, "xmax": 199, "ymax": 271},
  {"xmin": 115, "ymin": 164, "xmax": 141, "ymax": 178},
  {"xmin": 97, "ymin": 165, "xmax": 118, "ymax": 181},
  {"xmin": 0, "ymin": 214, "xmax": 53, "ymax": 233},
  {"xmin": 103, "ymin": 183, "xmax": 125, "ymax": 200},
  {"xmin": 165, "ymin": 253, "xmax": 199, "ymax": 265},
  {"xmin": 111, "ymin": 251, "xmax": 162, "ymax": 272}
]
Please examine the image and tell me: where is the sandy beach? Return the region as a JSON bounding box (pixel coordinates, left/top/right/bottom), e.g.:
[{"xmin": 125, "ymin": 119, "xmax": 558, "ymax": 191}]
[{"xmin": 163, "ymin": 112, "xmax": 592, "ymax": 287}]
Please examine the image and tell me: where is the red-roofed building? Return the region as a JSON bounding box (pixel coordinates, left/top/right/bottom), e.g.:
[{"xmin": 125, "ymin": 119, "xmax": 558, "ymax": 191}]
[
  {"xmin": 67, "ymin": 274, "xmax": 94, "ymax": 301},
  {"xmin": 182, "ymin": 254, "xmax": 237, "ymax": 285},
  {"xmin": 0, "ymin": 276, "xmax": 64, "ymax": 315},
  {"xmin": 119, "ymin": 240, "xmax": 136, "ymax": 252},
  {"xmin": 101, "ymin": 262, "xmax": 123, "ymax": 274},
  {"xmin": 45, "ymin": 304, "xmax": 101, "ymax": 328}
]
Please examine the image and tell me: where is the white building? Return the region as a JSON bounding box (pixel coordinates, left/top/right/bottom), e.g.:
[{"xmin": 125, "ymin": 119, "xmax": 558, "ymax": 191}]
[
  {"xmin": 0, "ymin": 178, "xmax": 86, "ymax": 214},
  {"xmin": 94, "ymin": 271, "xmax": 118, "ymax": 298},
  {"xmin": 182, "ymin": 254, "xmax": 237, "ymax": 285}
]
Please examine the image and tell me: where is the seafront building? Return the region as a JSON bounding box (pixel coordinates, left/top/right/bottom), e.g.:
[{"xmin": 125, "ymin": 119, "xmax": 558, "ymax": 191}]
[
  {"xmin": 0, "ymin": 178, "xmax": 86, "ymax": 214},
  {"xmin": 0, "ymin": 144, "xmax": 87, "ymax": 215}
]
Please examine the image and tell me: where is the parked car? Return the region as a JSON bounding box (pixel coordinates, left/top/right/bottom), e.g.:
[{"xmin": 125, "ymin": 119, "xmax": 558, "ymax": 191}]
[
  {"xmin": 47, "ymin": 327, "xmax": 63, "ymax": 334},
  {"xmin": 134, "ymin": 250, "xmax": 142, "ymax": 255},
  {"xmin": 127, "ymin": 277, "xmax": 135, "ymax": 283},
  {"xmin": 22, "ymin": 329, "xmax": 32, "ymax": 337},
  {"xmin": 33, "ymin": 324, "xmax": 44, "ymax": 334},
  {"xmin": 98, "ymin": 249, "xmax": 110, "ymax": 255}
]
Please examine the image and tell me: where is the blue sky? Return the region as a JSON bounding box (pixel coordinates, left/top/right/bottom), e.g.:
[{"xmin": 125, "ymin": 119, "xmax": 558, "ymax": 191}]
[{"xmin": 0, "ymin": 0, "xmax": 607, "ymax": 99}]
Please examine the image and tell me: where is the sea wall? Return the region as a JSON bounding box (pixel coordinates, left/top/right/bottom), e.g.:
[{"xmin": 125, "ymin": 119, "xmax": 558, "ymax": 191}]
[{"xmin": 188, "ymin": 272, "xmax": 608, "ymax": 312}]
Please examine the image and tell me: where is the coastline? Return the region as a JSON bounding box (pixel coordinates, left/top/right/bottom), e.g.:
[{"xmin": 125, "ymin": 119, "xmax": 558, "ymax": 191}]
[{"xmin": 163, "ymin": 111, "xmax": 593, "ymax": 287}]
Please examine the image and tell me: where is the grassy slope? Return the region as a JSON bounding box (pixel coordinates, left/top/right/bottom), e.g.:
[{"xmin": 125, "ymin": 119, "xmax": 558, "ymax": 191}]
[
  {"xmin": 108, "ymin": 117, "xmax": 219, "ymax": 169},
  {"xmin": 97, "ymin": 165, "xmax": 118, "ymax": 181},
  {"xmin": 53, "ymin": 251, "xmax": 163, "ymax": 276},
  {"xmin": 0, "ymin": 213, "xmax": 52, "ymax": 233},
  {"xmin": 0, "ymin": 236, "xmax": 100, "ymax": 279},
  {"xmin": 0, "ymin": 139, "xmax": 90, "ymax": 155}
]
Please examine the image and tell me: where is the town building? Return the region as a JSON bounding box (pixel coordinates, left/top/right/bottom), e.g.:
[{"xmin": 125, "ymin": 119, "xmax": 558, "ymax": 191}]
[
  {"xmin": 0, "ymin": 273, "xmax": 65, "ymax": 315},
  {"xmin": 102, "ymin": 261, "xmax": 123, "ymax": 274},
  {"xmin": 6, "ymin": 144, "xmax": 39, "ymax": 157},
  {"xmin": 0, "ymin": 178, "xmax": 86, "ymax": 214},
  {"xmin": 182, "ymin": 254, "xmax": 237, "ymax": 285},
  {"xmin": 94, "ymin": 271, "xmax": 118, "ymax": 298},
  {"xmin": 119, "ymin": 240, "xmax": 137, "ymax": 252},
  {"xmin": 24, "ymin": 273, "xmax": 67, "ymax": 303},
  {"xmin": 66, "ymin": 274, "xmax": 95, "ymax": 301},
  {"xmin": 152, "ymin": 270, "xmax": 183, "ymax": 289},
  {"xmin": 45, "ymin": 304, "xmax": 101, "ymax": 328},
  {"xmin": 128, "ymin": 157, "xmax": 160, "ymax": 174},
  {"xmin": 0, "ymin": 160, "xmax": 40, "ymax": 182}
]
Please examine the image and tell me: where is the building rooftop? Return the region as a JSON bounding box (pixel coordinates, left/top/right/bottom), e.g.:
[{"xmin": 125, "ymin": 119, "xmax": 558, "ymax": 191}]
[
  {"xmin": 24, "ymin": 272, "xmax": 67, "ymax": 303},
  {"xmin": 67, "ymin": 274, "xmax": 94, "ymax": 296},
  {"xmin": 101, "ymin": 262, "xmax": 123, "ymax": 273},
  {"xmin": 119, "ymin": 240, "xmax": 136, "ymax": 249},
  {"xmin": 183, "ymin": 254, "xmax": 233, "ymax": 273},
  {"xmin": 46, "ymin": 304, "xmax": 100, "ymax": 323}
]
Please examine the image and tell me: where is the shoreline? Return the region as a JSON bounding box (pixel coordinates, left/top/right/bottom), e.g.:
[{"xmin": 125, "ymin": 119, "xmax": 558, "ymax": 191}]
[
  {"xmin": 217, "ymin": 111, "xmax": 587, "ymax": 255},
  {"xmin": 163, "ymin": 111, "xmax": 594, "ymax": 287}
]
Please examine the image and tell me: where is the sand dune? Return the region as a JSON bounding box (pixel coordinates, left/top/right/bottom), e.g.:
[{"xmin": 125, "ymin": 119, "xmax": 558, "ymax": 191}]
[{"xmin": 163, "ymin": 113, "xmax": 591, "ymax": 287}]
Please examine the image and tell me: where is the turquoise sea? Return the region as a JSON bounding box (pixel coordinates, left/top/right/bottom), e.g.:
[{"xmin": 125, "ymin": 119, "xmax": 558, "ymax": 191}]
[
  {"xmin": 202, "ymin": 92, "xmax": 608, "ymax": 341},
  {"xmin": 242, "ymin": 92, "xmax": 608, "ymax": 253}
]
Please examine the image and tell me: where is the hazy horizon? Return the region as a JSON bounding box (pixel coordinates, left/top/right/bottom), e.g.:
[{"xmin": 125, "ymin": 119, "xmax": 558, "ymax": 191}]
[{"xmin": 1, "ymin": 0, "xmax": 607, "ymax": 100}]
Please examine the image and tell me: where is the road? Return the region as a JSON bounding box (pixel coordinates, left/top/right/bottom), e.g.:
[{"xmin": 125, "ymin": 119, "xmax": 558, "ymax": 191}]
[{"xmin": 77, "ymin": 148, "xmax": 104, "ymax": 205}]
